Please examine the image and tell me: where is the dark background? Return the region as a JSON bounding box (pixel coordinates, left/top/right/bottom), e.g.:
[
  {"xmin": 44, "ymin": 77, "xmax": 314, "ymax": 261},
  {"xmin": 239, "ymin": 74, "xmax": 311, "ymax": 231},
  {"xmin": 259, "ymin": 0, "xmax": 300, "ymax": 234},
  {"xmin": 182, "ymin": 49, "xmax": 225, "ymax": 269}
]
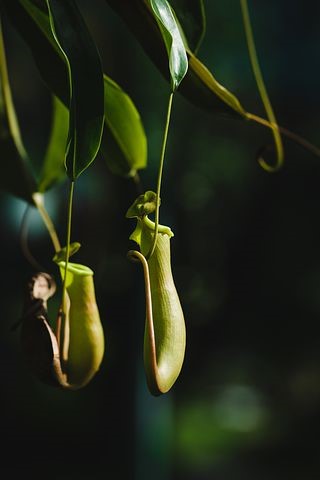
[{"xmin": 0, "ymin": 1, "xmax": 320, "ymax": 478}]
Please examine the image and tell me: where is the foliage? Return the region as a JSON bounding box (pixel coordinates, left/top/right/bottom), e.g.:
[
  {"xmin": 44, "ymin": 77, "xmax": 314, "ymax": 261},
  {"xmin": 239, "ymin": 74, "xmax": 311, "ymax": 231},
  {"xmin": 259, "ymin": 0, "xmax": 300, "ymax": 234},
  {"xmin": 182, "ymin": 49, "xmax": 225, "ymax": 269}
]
[{"xmin": 0, "ymin": 2, "xmax": 319, "ymax": 477}]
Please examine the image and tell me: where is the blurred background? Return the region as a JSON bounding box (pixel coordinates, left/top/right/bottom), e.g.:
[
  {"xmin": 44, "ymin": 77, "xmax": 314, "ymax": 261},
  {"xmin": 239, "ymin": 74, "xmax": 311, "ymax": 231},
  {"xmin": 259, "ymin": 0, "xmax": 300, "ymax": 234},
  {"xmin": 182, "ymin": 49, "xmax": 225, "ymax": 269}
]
[{"xmin": 0, "ymin": 0, "xmax": 320, "ymax": 478}]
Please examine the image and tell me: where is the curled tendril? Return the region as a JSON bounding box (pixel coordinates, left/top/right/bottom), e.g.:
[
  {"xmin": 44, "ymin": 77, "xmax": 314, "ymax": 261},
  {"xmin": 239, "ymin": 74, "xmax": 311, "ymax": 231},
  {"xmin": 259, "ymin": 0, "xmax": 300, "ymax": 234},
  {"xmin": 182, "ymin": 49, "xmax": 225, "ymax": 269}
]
[
  {"xmin": 127, "ymin": 249, "xmax": 144, "ymax": 264},
  {"xmin": 127, "ymin": 250, "xmax": 153, "ymax": 341},
  {"xmin": 255, "ymin": 143, "xmax": 282, "ymax": 173},
  {"xmin": 240, "ymin": 0, "xmax": 284, "ymax": 172},
  {"xmin": 257, "ymin": 125, "xmax": 284, "ymax": 173},
  {"xmin": 247, "ymin": 112, "xmax": 320, "ymax": 167}
]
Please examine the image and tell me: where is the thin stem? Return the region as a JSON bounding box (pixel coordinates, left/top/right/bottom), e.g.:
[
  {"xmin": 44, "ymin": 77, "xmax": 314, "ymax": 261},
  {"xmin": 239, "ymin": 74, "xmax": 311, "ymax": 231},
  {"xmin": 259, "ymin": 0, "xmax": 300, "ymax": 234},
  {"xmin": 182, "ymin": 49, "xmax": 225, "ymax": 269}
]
[
  {"xmin": 132, "ymin": 172, "xmax": 144, "ymax": 195},
  {"xmin": 0, "ymin": 18, "xmax": 63, "ymax": 259},
  {"xmin": 0, "ymin": 18, "xmax": 27, "ymax": 160},
  {"xmin": 146, "ymin": 92, "xmax": 174, "ymax": 260},
  {"xmin": 240, "ymin": 0, "xmax": 284, "ymax": 172},
  {"xmin": 247, "ymin": 113, "xmax": 320, "ymax": 157},
  {"xmin": 61, "ymin": 180, "xmax": 75, "ymax": 311},
  {"xmin": 0, "ymin": 21, "xmax": 61, "ymax": 257},
  {"xmin": 127, "ymin": 249, "xmax": 157, "ymax": 374},
  {"xmin": 20, "ymin": 204, "xmax": 45, "ymax": 271},
  {"xmin": 32, "ymin": 193, "xmax": 61, "ymax": 253},
  {"xmin": 194, "ymin": 0, "xmax": 206, "ymax": 56}
]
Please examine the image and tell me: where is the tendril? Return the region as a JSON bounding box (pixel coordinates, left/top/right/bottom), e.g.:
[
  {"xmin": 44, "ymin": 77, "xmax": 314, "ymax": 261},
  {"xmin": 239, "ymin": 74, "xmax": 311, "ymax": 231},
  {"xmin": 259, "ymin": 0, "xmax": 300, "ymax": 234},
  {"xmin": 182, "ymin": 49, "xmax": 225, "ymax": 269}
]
[
  {"xmin": 240, "ymin": 0, "xmax": 284, "ymax": 172},
  {"xmin": 20, "ymin": 204, "xmax": 45, "ymax": 271},
  {"xmin": 127, "ymin": 249, "xmax": 157, "ymax": 373},
  {"xmin": 61, "ymin": 180, "xmax": 75, "ymax": 318},
  {"xmin": 255, "ymin": 144, "xmax": 276, "ymax": 172},
  {"xmin": 247, "ymin": 113, "xmax": 320, "ymax": 159}
]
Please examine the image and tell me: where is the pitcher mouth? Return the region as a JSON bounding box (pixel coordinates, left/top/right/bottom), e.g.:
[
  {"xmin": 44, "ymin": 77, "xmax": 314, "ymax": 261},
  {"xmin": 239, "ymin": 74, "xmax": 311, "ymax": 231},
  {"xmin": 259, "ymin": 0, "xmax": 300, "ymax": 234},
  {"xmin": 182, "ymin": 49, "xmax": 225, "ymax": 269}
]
[{"xmin": 57, "ymin": 261, "xmax": 94, "ymax": 276}]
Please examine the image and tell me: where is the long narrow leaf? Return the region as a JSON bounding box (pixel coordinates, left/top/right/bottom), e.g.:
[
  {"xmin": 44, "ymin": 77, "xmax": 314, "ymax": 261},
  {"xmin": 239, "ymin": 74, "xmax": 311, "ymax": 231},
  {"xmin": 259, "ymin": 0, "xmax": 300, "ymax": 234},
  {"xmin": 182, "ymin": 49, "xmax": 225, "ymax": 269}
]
[
  {"xmin": 5, "ymin": 0, "xmax": 148, "ymax": 183},
  {"xmin": 101, "ymin": 76, "xmax": 147, "ymax": 177},
  {"xmin": 8, "ymin": 0, "xmax": 246, "ymax": 117},
  {"xmin": 3, "ymin": 0, "xmax": 69, "ymax": 104},
  {"xmin": 46, "ymin": 0, "xmax": 105, "ymax": 180},
  {"xmin": 148, "ymin": 0, "xmax": 188, "ymax": 91},
  {"xmin": 185, "ymin": 53, "xmax": 246, "ymax": 115},
  {"xmin": 105, "ymin": 0, "xmax": 246, "ymax": 117},
  {"xmin": 38, "ymin": 95, "xmax": 69, "ymax": 192}
]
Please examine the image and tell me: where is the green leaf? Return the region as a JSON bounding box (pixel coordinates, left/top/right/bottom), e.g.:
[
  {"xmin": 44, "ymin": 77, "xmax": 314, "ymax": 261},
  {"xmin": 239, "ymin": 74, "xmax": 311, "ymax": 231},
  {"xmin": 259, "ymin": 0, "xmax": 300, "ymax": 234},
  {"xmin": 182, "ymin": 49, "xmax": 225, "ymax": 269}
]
[
  {"xmin": 3, "ymin": 0, "xmax": 69, "ymax": 104},
  {"xmin": 5, "ymin": 0, "xmax": 148, "ymax": 181},
  {"xmin": 148, "ymin": 0, "xmax": 188, "ymax": 91},
  {"xmin": 38, "ymin": 95, "xmax": 69, "ymax": 192},
  {"xmin": 105, "ymin": 0, "xmax": 246, "ymax": 117},
  {"xmin": 0, "ymin": 19, "xmax": 37, "ymax": 203},
  {"xmin": 46, "ymin": 0, "xmax": 105, "ymax": 180},
  {"xmin": 101, "ymin": 76, "xmax": 147, "ymax": 177},
  {"xmin": 184, "ymin": 52, "xmax": 246, "ymax": 116},
  {"xmin": 169, "ymin": 0, "xmax": 206, "ymax": 54},
  {"xmin": 19, "ymin": 0, "xmax": 62, "ymax": 56}
]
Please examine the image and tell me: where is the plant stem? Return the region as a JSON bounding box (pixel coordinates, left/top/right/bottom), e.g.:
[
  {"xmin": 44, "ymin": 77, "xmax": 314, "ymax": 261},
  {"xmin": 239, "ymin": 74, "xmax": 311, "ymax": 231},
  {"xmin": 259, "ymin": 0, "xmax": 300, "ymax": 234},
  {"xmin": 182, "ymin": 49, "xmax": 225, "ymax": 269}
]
[
  {"xmin": 146, "ymin": 92, "xmax": 174, "ymax": 260},
  {"xmin": 240, "ymin": 0, "xmax": 283, "ymax": 171},
  {"xmin": 20, "ymin": 204, "xmax": 45, "ymax": 270},
  {"xmin": 61, "ymin": 180, "xmax": 75, "ymax": 310},
  {"xmin": 132, "ymin": 172, "xmax": 144, "ymax": 194},
  {"xmin": 32, "ymin": 193, "xmax": 61, "ymax": 253},
  {"xmin": 194, "ymin": 0, "xmax": 206, "ymax": 56},
  {"xmin": 0, "ymin": 18, "xmax": 28, "ymax": 161},
  {"xmin": 247, "ymin": 113, "xmax": 320, "ymax": 158},
  {"xmin": 0, "ymin": 20, "xmax": 62, "ymax": 256}
]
